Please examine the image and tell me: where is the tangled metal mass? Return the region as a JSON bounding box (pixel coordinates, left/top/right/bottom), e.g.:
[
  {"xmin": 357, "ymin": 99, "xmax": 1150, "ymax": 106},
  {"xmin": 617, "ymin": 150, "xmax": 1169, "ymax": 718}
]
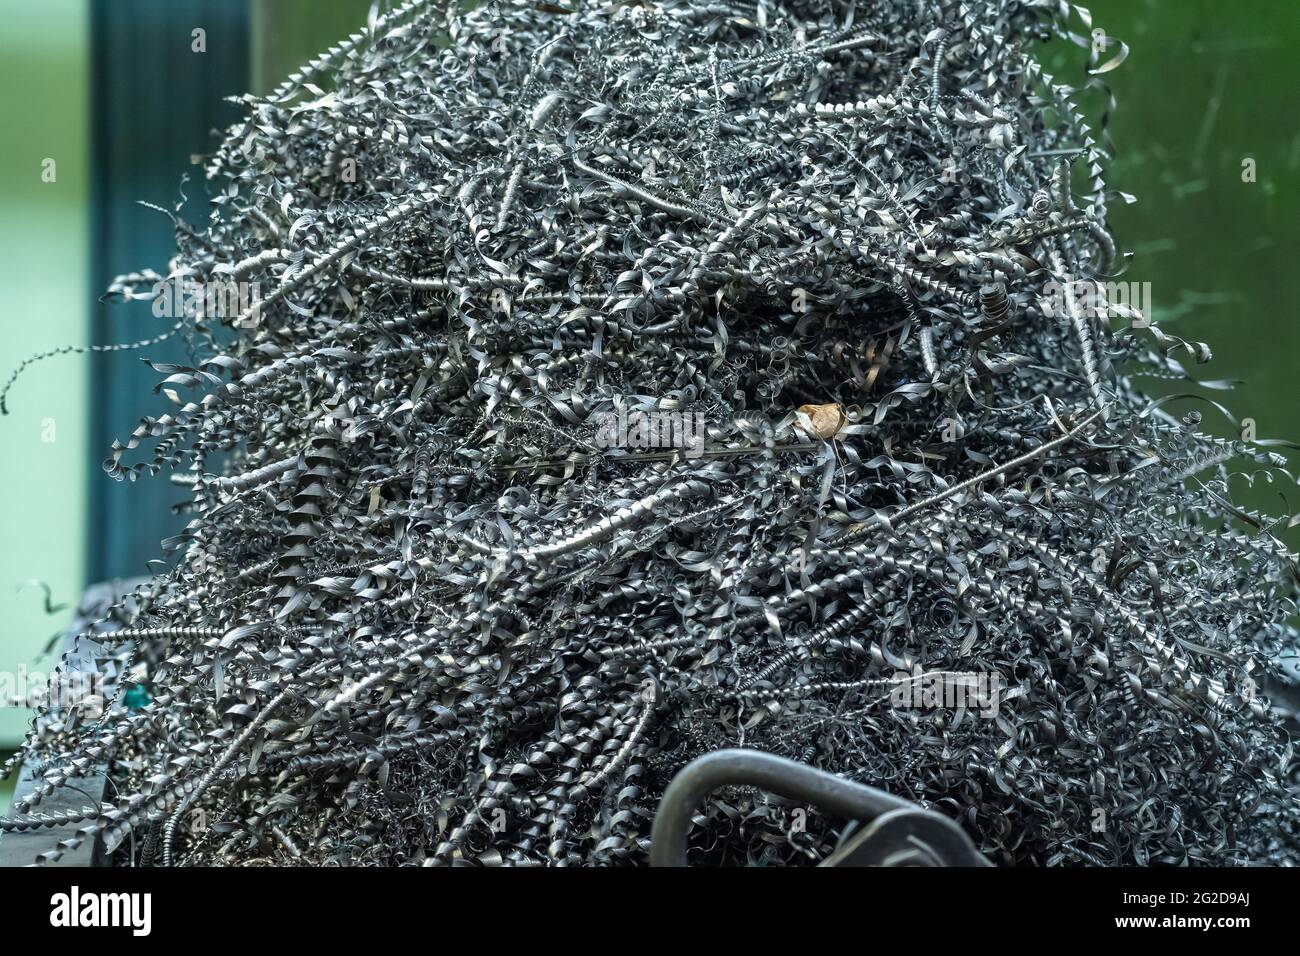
[{"xmin": 3, "ymin": 0, "xmax": 1299, "ymax": 866}]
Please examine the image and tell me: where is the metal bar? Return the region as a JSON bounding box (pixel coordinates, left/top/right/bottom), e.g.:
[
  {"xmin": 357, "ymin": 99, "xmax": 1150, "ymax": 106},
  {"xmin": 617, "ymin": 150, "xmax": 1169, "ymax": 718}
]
[{"xmin": 649, "ymin": 748, "xmax": 914, "ymax": 867}]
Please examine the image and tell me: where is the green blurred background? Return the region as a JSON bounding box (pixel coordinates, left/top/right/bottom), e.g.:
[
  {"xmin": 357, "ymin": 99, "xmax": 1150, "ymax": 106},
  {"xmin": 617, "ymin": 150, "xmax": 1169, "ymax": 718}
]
[
  {"xmin": 1, "ymin": 0, "xmax": 1296, "ymax": 809},
  {"xmin": 0, "ymin": 0, "xmax": 90, "ymax": 800},
  {"xmin": 1043, "ymin": 0, "xmax": 1300, "ymax": 535}
]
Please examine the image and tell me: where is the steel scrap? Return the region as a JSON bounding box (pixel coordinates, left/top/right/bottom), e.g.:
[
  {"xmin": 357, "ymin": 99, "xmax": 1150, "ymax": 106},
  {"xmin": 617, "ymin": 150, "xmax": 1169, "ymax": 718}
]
[{"xmin": 2, "ymin": 0, "xmax": 1299, "ymax": 866}]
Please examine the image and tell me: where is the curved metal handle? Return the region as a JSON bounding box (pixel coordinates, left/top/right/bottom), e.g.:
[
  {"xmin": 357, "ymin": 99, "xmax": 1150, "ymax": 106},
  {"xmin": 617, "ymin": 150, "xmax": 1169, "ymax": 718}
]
[
  {"xmin": 650, "ymin": 749, "xmax": 919, "ymax": 867},
  {"xmin": 819, "ymin": 808, "xmax": 992, "ymax": 867}
]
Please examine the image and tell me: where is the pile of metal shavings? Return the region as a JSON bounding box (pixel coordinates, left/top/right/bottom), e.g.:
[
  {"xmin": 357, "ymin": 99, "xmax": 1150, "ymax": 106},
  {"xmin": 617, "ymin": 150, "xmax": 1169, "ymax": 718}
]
[{"xmin": 3, "ymin": 0, "xmax": 1299, "ymax": 867}]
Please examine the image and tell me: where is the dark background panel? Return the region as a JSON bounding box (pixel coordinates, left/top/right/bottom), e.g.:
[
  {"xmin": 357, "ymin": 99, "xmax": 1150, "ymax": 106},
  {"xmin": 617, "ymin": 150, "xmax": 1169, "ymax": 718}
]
[{"xmin": 88, "ymin": 0, "xmax": 252, "ymax": 581}]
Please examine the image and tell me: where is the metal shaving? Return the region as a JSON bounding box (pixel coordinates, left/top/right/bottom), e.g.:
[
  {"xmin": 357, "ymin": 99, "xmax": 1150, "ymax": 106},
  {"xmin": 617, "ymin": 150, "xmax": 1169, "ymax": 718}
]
[{"xmin": 4, "ymin": 0, "xmax": 1299, "ymax": 867}]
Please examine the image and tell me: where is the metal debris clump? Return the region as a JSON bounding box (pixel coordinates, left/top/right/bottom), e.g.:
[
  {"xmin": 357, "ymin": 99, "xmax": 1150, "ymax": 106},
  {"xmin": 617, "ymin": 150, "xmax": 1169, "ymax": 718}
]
[{"xmin": 4, "ymin": 0, "xmax": 1299, "ymax": 866}]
